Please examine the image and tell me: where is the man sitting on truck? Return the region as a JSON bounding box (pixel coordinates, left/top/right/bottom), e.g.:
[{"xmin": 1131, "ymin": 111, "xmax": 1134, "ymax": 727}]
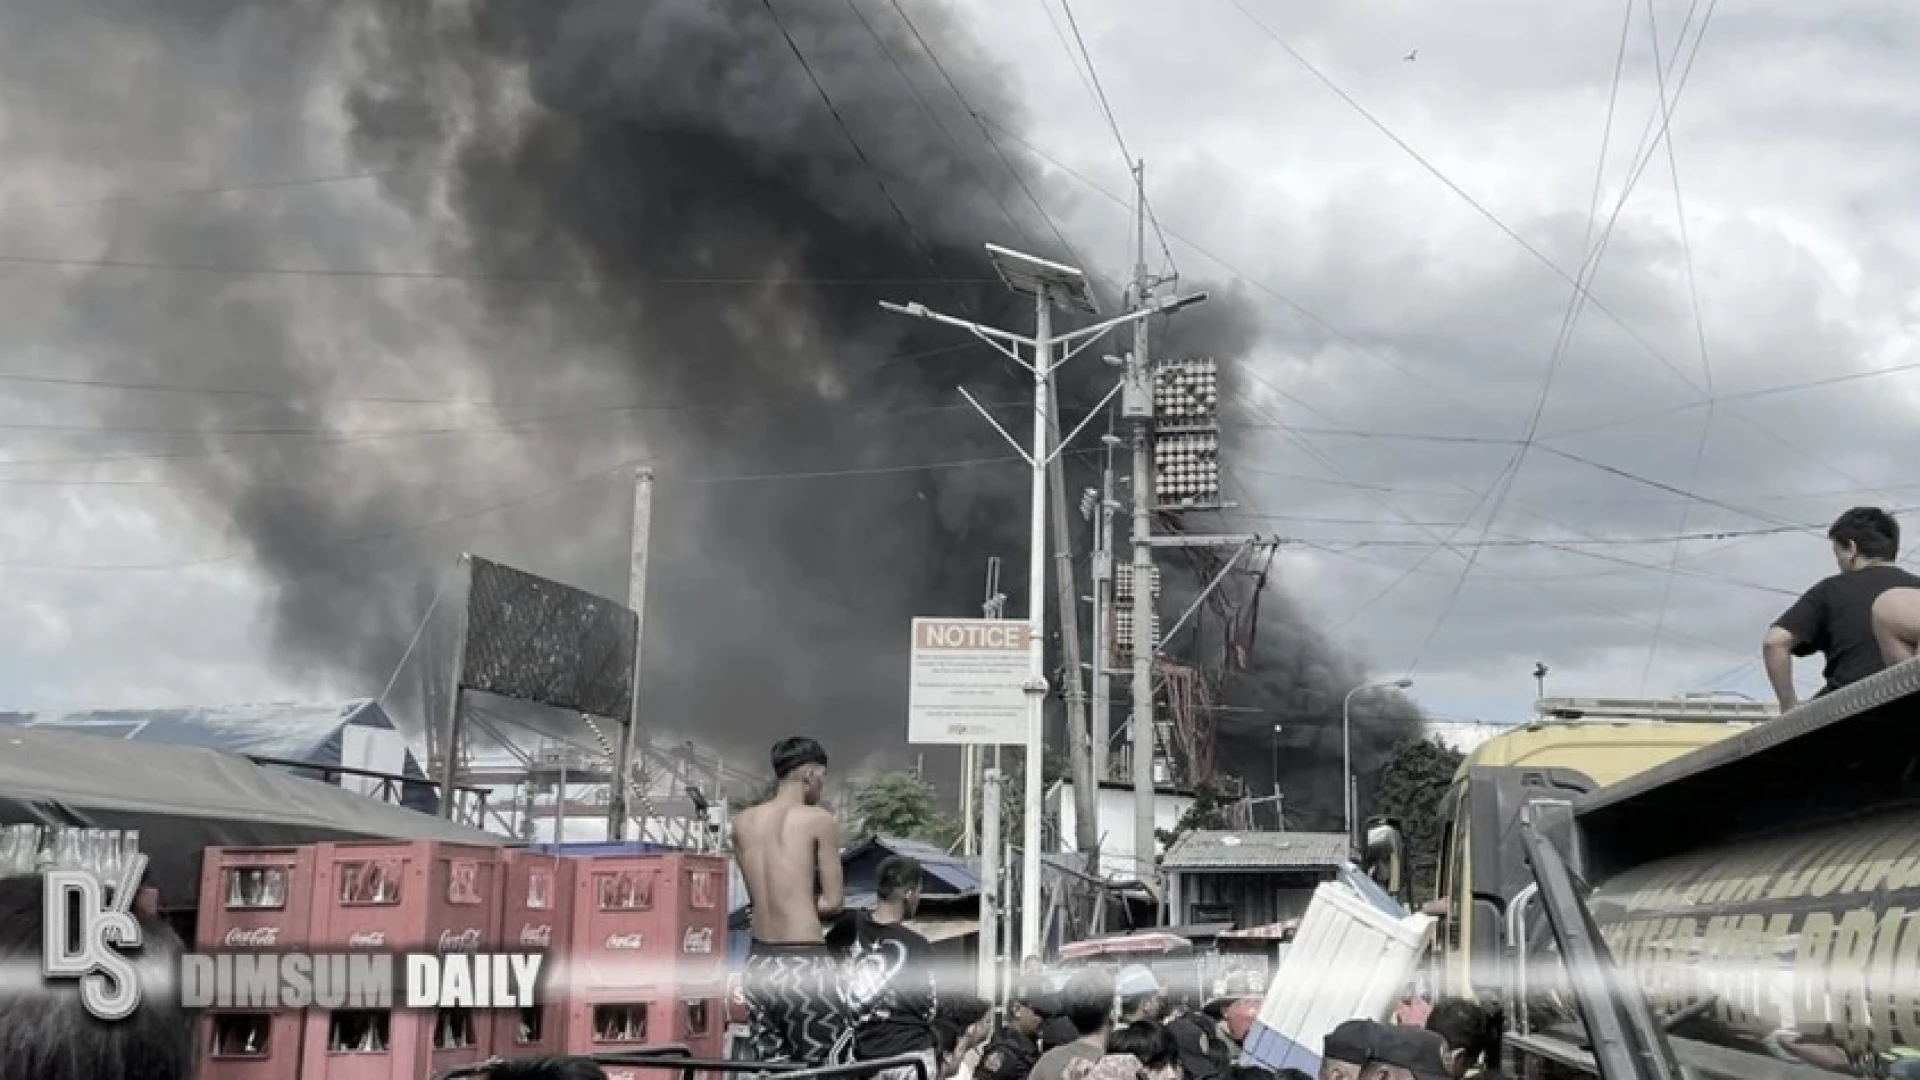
[{"xmin": 1764, "ymin": 507, "xmax": 1920, "ymax": 710}]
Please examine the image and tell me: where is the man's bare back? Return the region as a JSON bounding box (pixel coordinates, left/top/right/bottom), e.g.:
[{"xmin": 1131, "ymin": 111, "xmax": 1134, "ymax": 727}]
[{"xmin": 735, "ymin": 796, "xmax": 844, "ymax": 943}]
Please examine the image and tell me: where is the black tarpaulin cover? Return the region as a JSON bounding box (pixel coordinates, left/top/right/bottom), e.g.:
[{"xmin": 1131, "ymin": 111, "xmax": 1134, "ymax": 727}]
[{"xmin": 0, "ymin": 725, "xmax": 500, "ymax": 909}]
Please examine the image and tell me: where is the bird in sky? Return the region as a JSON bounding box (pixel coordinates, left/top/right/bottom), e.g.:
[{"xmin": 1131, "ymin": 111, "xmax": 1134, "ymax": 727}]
[{"xmin": 1403, "ymin": 49, "xmax": 1418, "ymax": 61}]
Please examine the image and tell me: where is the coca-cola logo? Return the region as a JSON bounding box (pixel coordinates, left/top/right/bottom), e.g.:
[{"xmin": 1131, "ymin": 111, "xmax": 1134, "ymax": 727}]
[
  {"xmin": 438, "ymin": 928, "xmax": 482, "ymax": 952},
  {"xmin": 347, "ymin": 930, "xmax": 387, "ymax": 948},
  {"xmin": 682, "ymin": 927, "xmax": 713, "ymax": 954},
  {"xmin": 605, "ymin": 933, "xmax": 645, "ymax": 950},
  {"xmin": 224, "ymin": 926, "xmax": 281, "ymax": 948},
  {"xmin": 519, "ymin": 924, "xmax": 553, "ymax": 948}
]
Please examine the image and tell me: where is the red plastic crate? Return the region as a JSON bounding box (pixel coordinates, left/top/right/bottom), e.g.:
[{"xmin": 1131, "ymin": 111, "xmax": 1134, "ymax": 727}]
[
  {"xmin": 562, "ymin": 992, "xmax": 725, "ymax": 1080},
  {"xmin": 197, "ymin": 847, "xmax": 321, "ymax": 951},
  {"xmin": 490, "ymin": 849, "xmax": 578, "ymax": 1059},
  {"xmin": 309, "ymin": 841, "xmax": 503, "ymax": 953},
  {"xmin": 198, "ymin": 1010, "xmax": 307, "ymax": 1080},
  {"xmin": 300, "ymin": 1007, "xmax": 492, "ymax": 1080},
  {"xmin": 566, "ymin": 854, "xmax": 727, "ymax": 993}
]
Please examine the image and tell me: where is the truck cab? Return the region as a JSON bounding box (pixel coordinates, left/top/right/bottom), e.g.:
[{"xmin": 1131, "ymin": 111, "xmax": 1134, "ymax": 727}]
[{"xmin": 1430, "ymin": 697, "xmax": 1767, "ymax": 1000}]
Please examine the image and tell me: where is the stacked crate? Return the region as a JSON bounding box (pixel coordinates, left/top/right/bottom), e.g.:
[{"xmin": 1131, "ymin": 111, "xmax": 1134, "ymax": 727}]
[
  {"xmin": 195, "ymin": 846, "xmax": 321, "ymax": 1080},
  {"xmin": 489, "ymin": 848, "xmax": 577, "ymax": 1060},
  {"xmin": 299, "ymin": 840, "xmax": 505, "ymax": 1080},
  {"xmin": 553, "ymin": 853, "xmax": 730, "ymax": 1069}
]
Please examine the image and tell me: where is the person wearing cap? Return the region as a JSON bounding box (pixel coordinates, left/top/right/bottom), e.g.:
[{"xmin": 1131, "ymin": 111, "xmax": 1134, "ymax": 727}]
[
  {"xmin": 1363, "ymin": 1025, "xmax": 1452, "ymax": 1080},
  {"xmin": 978, "ymin": 983, "xmax": 1052, "ymax": 1080},
  {"xmin": 1031, "ymin": 969, "xmax": 1117, "ymax": 1080},
  {"xmin": 734, "ymin": 736, "xmax": 847, "ymax": 1065},
  {"xmin": 1166, "ymin": 1002, "xmax": 1232, "ymax": 1080},
  {"xmin": 1117, "ymin": 965, "xmax": 1167, "ymax": 1025}
]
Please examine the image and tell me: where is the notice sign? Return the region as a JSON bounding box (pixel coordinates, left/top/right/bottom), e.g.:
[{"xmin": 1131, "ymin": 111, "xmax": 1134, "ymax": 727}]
[{"xmin": 908, "ymin": 618, "xmax": 1031, "ymax": 745}]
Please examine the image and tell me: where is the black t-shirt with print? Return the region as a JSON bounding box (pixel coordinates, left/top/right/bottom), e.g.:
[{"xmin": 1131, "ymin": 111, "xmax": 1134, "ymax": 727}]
[
  {"xmin": 837, "ymin": 912, "xmax": 939, "ymax": 1059},
  {"xmin": 1775, "ymin": 564, "xmax": 1920, "ymax": 694}
]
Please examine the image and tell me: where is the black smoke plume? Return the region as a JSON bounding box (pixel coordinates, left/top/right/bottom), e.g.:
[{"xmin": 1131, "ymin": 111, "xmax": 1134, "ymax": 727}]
[{"xmin": 11, "ymin": 0, "xmax": 1421, "ymax": 814}]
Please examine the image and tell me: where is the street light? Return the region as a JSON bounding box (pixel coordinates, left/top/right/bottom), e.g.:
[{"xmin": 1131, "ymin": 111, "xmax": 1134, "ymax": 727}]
[
  {"xmin": 880, "ymin": 245, "xmax": 1207, "ymax": 964},
  {"xmin": 1343, "ymin": 677, "xmax": 1414, "ymax": 845},
  {"xmin": 1270, "ymin": 724, "xmax": 1284, "ymax": 830}
]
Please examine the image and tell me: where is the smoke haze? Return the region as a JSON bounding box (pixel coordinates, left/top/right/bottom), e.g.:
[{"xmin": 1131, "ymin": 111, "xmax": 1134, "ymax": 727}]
[{"xmin": 0, "ymin": 0, "xmax": 1420, "ymax": 812}]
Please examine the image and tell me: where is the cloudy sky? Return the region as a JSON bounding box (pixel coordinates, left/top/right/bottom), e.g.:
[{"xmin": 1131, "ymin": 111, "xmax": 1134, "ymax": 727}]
[{"xmin": 0, "ymin": 0, "xmax": 1910, "ymax": 770}]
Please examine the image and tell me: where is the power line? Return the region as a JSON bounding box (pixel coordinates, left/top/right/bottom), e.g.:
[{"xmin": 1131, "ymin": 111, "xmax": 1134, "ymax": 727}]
[
  {"xmin": 0, "ymin": 394, "xmax": 1022, "ymax": 475},
  {"xmin": 759, "ymin": 0, "xmax": 958, "ymax": 291},
  {"xmin": 883, "ymin": 0, "xmax": 1114, "ymax": 298},
  {"xmin": 0, "ymin": 339, "xmax": 978, "ymax": 409},
  {"xmin": 0, "ymin": 449, "xmax": 1082, "ymax": 572},
  {"xmin": 1226, "ymin": 0, "xmax": 1703, "ymax": 398},
  {"xmin": 0, "ymin": 167, "xmax": 401, "ymax": 217},
  {"xmin": 0, "ymin": 250, "xmax": 987, "ymax": 287},
  {"xmin": 843, "ymin": 0, "xmax": 1039, "ymax": 251},
  {"xmin": 1052, "ymin": 0, "xmax": 1179, "ymax": 277}
]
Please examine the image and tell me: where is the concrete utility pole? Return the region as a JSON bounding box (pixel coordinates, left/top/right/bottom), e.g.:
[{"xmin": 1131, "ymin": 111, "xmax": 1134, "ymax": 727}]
[
  {"xmin": 1047, "ymin": 384, "xmax": 1100, "ymax": 874},
  {"xmin": 882, "ymin": 245, "xmax": 1205, "ymax": 959},
  {"xmin": 610, "ymin": 467, "xmax": 653, "ymax": 841},
  {"xmin": 1126, "ymin": 163, "xmax": 1160, "ymax": 888}
]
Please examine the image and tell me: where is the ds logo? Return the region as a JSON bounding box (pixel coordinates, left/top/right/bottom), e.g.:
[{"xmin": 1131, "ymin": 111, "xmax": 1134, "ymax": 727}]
[{"xmin": 42, "ymin": 855, "xmax": 151, "ymax": 1021}]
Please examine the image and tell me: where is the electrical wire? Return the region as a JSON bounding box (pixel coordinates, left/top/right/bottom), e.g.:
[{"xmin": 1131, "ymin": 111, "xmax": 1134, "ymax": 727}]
[
  {"xmin": 884, "ymin": 0, "xmax": 1110, "ymax": 296},
  {"xmin": 0, "ymin": 448, "xmax": 1093, "ymax": 572},
  {"xmin": 0, "ymin": 250, "xmax": 988, "ymax": 287},
  {"xmin": 844, "ymin": 0, "xmax": 1040, "ymax": 252},
  {"xmin": 759, "ymin": 0, "xmax": 960, "ymax": 292},
  {"xmin": 1053, "ymin": 0, "xmax": 1179, "ymax": 277}
]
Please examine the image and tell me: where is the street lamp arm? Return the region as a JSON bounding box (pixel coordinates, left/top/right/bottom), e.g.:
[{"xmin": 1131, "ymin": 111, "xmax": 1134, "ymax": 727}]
[
  {"xmin": 877, "ymin": 300, "xmax": 1035, "ymax": 348},
  {"xmin": 1050, "ymin": 290, "xmax": 1211, "ymax": 349}
]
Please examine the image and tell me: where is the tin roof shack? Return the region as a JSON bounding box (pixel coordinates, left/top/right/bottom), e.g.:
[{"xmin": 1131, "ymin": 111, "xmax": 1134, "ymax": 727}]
[{"xmin": 1163, "ymin": 831, "xmax": 1349, "ymax": 928}]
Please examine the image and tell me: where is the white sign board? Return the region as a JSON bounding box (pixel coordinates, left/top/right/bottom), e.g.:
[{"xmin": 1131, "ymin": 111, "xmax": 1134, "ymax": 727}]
[{"xmin": 907, "ymin": 618, "xmax": 1031, "ymax": 745}]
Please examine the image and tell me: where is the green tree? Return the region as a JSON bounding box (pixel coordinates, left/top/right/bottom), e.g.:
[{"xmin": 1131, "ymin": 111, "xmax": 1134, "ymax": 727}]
[
  {"xmin": 1155, "ymin": 782, "xmax": 1232, "ymax": 849},
  {"xmin": 850, "ymin": 770, "xmax": 960, "ymax": 847},
  {"xmin": 1366, "ymin": 735, "xmax": 1464, "ymax": 899}
]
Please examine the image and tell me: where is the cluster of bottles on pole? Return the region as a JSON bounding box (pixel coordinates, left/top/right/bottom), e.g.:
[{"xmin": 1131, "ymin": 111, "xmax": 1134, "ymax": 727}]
[
  {"xmin": 1152, "ymin": 357, "xmax": 1220, "ymax": 422},
  {"xmin": 1155, "ymin": 432, "xmax": 1220, "ymax": 504},
  {"xmin": 0, "ymin": 823, "xmax": 141, "ymax": 884}
]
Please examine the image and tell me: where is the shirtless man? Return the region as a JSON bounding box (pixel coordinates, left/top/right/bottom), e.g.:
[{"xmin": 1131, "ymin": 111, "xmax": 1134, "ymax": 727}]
[
  {"xmin": 1874, "ymin": 588, "xmax": 1920, "ymax": 665},
  {"xmin": 733, "ymin": 736, "xmax": 846, "ymax": 1064}
]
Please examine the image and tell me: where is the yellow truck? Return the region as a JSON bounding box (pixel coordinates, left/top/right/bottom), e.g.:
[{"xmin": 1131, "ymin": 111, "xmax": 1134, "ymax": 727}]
[{"xmin": 1410, "ymin": 678, "xmax": 1920, "ymax": 1080}]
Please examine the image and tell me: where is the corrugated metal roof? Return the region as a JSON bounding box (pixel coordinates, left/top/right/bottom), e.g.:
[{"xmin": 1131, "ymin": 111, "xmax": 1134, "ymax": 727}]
[
  {"xmin": 1161, "ymin": 830, "xmax": 1349, "ymax": 870},
  {"xmin": 859, "ymin": 836, "xmax": 982, "ymax": 893},
  {"xmin": 0, "ymin": 700, "xmax": 397, "ymax": 763}
]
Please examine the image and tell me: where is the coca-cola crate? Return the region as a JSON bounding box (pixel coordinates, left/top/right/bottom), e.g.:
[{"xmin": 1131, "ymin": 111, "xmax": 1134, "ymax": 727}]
[
  {"xmin": 198, "ymin": 1011, "xmax": 307, "ymax": 1080},
  {"xmin": 198, "ymin": 847, "xmax": 321, "ymax": 951},
  {"xmin": 562, "ymin": 993, "xmax": 725, "ymax": 1080},
  {"xmin": 490, "ymin": 850, "xmax": 578, "ymax": 1059},
  {"xmin": 309, "ymin": 841, "xmax": 503, "ymax": 953},
  {"xmin": 300, "ymin": 1007, "xmax": 491, "ymax": 1080},
  {"xmin": 567, "ymin": 854, "xmax": 727, "ymax": 992}
]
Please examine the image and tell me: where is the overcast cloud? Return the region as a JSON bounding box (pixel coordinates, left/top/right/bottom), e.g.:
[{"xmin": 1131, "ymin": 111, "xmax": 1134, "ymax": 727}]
[{"xmin": 0, "ymin": 0, "xmax": 1912, "ymax": 777}]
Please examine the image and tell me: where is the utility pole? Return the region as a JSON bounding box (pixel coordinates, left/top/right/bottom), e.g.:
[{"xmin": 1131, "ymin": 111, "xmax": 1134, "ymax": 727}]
[
  {"xmin": 882, "ymin": 245, "xmax": 1206, "ymax": 960},
  {"xmin": 1125, "ymin": 162, "xmax": 1160, "ymax": 890},
  {"xmin": 1048, "ymin": 384, "xmax": 1100, "ymax": 880},
  {"xmin": 610, "ymin": 467, "xmax": 653, "ymax": 841}
]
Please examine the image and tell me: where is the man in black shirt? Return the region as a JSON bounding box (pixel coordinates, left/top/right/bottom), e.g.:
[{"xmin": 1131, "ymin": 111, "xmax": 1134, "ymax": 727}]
[
  {"xmin": 1765, "ymin": 507, "xmax": 1920, "ymax": 711},
  {"xmin": 832, "ymin": 856, "xmax": 939, "ymax": 1080}
]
